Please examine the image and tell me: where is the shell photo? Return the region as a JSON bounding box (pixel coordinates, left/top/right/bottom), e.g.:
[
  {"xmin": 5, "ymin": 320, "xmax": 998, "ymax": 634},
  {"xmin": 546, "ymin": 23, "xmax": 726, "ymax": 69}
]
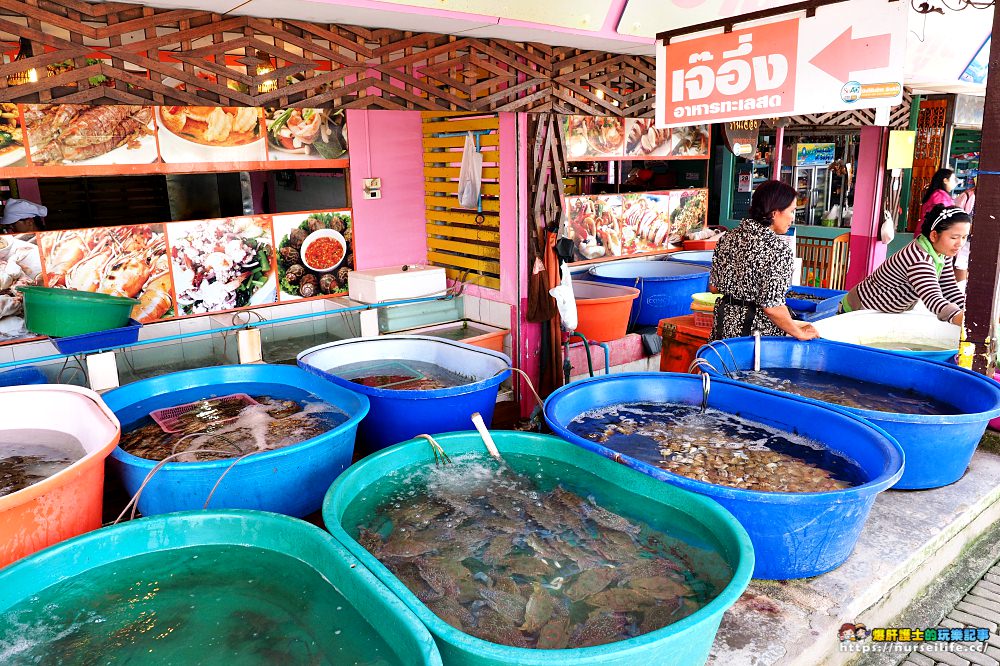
[
  {"xmin": 0, "ymin": 232, "xmax": 43, "ymax": 342},
  {"xmin": 273, "ymin": 211, "xmax": 353, "ymax": 302},
  {"xmin": 38, "ymin": 225, "xmax": 174, "ymax": 323}
]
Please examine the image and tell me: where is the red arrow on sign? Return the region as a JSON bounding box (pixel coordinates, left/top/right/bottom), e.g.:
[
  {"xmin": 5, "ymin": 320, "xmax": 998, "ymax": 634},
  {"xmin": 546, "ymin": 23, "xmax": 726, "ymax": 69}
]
[{"xmin": 809, "ymin": 27, "xmax": 892, "ymax": 81}]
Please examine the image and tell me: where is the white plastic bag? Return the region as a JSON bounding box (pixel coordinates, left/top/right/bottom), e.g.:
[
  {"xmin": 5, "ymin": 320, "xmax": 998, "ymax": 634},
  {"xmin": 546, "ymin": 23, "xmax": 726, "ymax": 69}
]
[
  {"xmin": 549, "ymin": 262, "xmax": 578, "ymax": 332},
  {"xmin": 457, "ymin": 132, "xmax": 483, "ymax": 209},
  {"xmin": 880, "ymin": 209, "xmax": 895, "ymax": 244}
]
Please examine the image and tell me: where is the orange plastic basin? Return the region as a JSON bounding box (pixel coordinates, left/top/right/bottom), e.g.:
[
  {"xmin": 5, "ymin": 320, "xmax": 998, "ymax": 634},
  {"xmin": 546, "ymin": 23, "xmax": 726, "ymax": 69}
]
[
  {"xmin": 0, "ymin": 385, "xmax": 120, "ymax": 568},
  {"xmin": 572, "ymin": 280, "xmax": 641, "ymax": 343}
]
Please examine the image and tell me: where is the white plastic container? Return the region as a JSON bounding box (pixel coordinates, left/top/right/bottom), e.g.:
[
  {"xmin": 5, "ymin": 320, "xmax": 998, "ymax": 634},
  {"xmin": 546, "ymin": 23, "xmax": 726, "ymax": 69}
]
[
  {"xmin": 813, "ymin": 310, "xmax": 960, "ymax": 362},
  {"xmin": 347, "ymin": 265, "xmax": 447, "ymax": 304}
]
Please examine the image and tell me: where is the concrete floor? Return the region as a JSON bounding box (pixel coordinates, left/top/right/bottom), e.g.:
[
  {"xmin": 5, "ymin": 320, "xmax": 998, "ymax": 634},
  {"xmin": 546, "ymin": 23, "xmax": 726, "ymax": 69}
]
[{"xmin": 708, "ymin": 433, "xmax": 1000, "ymax": 666}]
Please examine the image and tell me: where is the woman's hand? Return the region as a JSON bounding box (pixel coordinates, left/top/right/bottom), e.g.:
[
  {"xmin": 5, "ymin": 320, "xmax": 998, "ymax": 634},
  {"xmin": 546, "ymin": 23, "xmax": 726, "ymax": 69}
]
[
  {"xmin": 791, "ymin": 321, "xmax": 820, "ymax": 340},
  {"xmin": 951, "ymin": 310, "xmax": 965, "ymax": 326}
]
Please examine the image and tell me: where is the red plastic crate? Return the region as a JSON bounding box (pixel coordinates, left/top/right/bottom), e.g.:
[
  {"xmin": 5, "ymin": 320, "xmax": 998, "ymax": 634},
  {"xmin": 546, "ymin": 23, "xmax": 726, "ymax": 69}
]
[{"xmin": 150, "ymin": 394, "xmax": 258, "ymax": 433}]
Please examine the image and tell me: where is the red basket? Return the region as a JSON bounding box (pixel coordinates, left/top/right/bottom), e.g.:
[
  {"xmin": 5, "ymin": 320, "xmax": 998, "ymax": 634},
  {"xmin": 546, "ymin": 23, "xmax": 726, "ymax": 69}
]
[
  {"xmin": 692, "ymin": 310, "xmax": 714, "ymax": 328},
  {"xmin": 149, "ymin": 394, "xmax": 259, "ymax": 433}
]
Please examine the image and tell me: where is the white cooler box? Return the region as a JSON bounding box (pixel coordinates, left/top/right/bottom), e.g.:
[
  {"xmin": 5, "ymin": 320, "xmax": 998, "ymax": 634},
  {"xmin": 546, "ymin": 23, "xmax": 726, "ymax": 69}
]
[{"xmin": 347, "ymin": 265, "xmax": 448, "ymax": 304}]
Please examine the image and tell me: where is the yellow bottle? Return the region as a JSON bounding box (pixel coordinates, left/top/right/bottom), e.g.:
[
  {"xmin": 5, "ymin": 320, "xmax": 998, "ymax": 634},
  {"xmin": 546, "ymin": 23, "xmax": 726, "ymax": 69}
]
[{"xmin": 958, "ymin": 326, "xmax": 974, "ymax": 369}]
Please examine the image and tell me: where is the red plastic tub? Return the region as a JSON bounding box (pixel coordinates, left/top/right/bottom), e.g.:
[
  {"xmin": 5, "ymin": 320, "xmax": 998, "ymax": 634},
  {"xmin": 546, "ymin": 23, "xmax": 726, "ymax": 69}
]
[
  {"xmin": 572, "ymin": 280, "xmax": 640, "ymax": 342},
  {"xmin": 0, "ymin": 385, "xmax": 120, "ymax": 568}
]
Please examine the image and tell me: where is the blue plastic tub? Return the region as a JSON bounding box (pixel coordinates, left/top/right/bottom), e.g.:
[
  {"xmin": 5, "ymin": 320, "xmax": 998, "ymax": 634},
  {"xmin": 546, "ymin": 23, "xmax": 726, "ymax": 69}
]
[
  {"xmin": 298, "ymin": 335, "xmax": 511, "ymax": 453},
  {"xmin": 0, "ymin": 510, "xmax": 441, "ymax": 665},
  {"xmin": 0, "ymin": 365, "xmax": 47, "ymax": 387},
  {"xmin": 697, "ymin": 337, "xmax": 1000, "ymax": 490},
  {"xmin": 51, "ymin": 318, "xmax": 141, "ymax": 354},
  {"xmin": 323, "ymin": 431, "xmax": 754, "ymax": 665},
  {"xmin": 588, "ymin": 261, "xmax": 710, "ymax": 326},
  {"xmin": 666, "ymin": 250, "xmax": 714, "ymax": 268},
  {"xmin": 544, "ymin": 372, "xmax": 904, "ymax": 579},
  {"xmin": 784, "ymin": 286, "xmax": 846, "ymax": 314},
  {"xmin": 102, "ymin": 364, "xmax": 369, "ymax": 517}
]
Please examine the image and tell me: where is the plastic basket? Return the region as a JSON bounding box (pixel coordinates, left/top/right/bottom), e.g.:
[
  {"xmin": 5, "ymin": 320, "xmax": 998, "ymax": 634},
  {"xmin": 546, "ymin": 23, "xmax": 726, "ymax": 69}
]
[
  {"xmin": 692, "ymin": 310, "xmax": 714, "ymax": 328},
  {"xmin": 51, "ymin": 319, "xmax": 141, "ymax": 355},
  {"xmin": 149, "ymin": 393, "xmax": 258, "ymax": 434}
]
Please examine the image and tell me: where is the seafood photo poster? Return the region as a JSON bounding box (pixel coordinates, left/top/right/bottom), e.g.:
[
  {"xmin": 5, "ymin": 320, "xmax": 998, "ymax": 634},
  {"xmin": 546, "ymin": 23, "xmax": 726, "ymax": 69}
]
[
  {"xmin": 0, "ymin": 104, "xmax": 26, "ymax": 169},
  {"xmin": 273, "ymin": 210, "xmax": 354, "ymax": 302},
  {"xmin": 624, "ymin": 120, "xmax": 711, "ymax": 159},
  {"xmin": 37, "ymin": 225, "xmax": 175, "ymax": 323},
  {"xmin": 24, "ymin": 104, "xmax": 159, "ymax": 168},
  {"xmin": 562, "ymin": 116, "xmax": 626, "ymax": 161},
  {"xmin": 0, "ymin": 231, "xmax": 43, "ymax": 343},
  {"xmin": 565, "ymin": 189, "xmax": 708, "ymax": 262},
  {"xmin": 165, "ymin": 216, "xmax": 276, "ymax": 316},
  {"xmin": 156, "ymin": 106, "xmax": 267, "ymax": 165},
  {"xmin": 264, "ymin": 108, "xmax": 348, "ymax": 163}
]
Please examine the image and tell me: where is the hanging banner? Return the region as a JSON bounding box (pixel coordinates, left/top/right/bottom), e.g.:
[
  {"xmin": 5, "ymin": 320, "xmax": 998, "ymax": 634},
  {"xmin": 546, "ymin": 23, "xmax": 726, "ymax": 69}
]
[
  {"xmin": 655, "ymin": 0, "xmax": 906, "ymax": 128},
  {"xmin": 722, "ymin": 119, "xmax": 761, "ymax": 158},
  {"xmin": 0, "ymin": 104, "xmax": 350, "ymax": 178}
]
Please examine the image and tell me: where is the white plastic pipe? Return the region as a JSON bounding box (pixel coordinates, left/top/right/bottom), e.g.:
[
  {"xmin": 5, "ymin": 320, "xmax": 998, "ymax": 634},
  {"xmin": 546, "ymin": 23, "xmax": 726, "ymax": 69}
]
[
  {"xmin": 753, "ymin": 331, "xmax": 761, "ymax": 372},
  {"xmin": 470, "ymin": 411, "xmax": 501, "ymax": 460}
]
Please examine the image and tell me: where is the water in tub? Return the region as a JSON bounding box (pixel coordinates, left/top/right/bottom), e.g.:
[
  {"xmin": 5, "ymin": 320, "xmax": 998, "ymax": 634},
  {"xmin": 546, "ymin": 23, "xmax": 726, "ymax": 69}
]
[
  {"xmin": 335, "ymin": 359, "xmax": 475, "ymax": 391},
  {"xmin": 0, "ymin": 430, "xmax": 86, "ymax": 497},
  {"xmin": 862, "ymin": 340, "xmax": 953, "ymax": 353},
  {"xmin": 732, "ymin": 368, "xmax": 960, "ymax": 415},
  {"xmin": 346, "ymin": 452, "xmax": 734, "ymax": 649},
  {"xmin": 0, "ymin": 545, "xmax": 399, "ymax": 665},
  {"xmin": 569, "ymin": 403, "xmax": 868, "ymax": 493},
  {"xmin": 119, "ymin": 393, "xmax": 347, "ymax": 462}
]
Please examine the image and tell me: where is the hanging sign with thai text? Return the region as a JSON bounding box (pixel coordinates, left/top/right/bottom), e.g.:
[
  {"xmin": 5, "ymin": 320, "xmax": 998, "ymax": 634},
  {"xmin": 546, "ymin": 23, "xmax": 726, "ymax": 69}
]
[
  {"xmin": 722, "ymin": 119, "xmax": 761, "ymax": 157},
  {"xmin": 655, "ymin": 0, "xmax": 906, "ymax": 128}
]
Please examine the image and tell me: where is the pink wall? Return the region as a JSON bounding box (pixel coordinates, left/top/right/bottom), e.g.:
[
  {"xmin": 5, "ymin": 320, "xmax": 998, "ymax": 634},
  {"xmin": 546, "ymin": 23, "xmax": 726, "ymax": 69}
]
[
  {"xmin": 347, "ymin": 109, "xmax": 428, "ymax": 269},
  {"xmin": 845, "ymin": 126, "xmax": 889, "ymax": 290}
]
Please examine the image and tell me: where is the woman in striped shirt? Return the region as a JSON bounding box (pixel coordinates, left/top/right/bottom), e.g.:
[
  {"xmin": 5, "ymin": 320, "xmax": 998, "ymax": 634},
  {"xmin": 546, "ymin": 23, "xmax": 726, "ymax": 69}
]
[{"xmin": 842, "ymin": 204, "xmax": 970, "ymax": 324}]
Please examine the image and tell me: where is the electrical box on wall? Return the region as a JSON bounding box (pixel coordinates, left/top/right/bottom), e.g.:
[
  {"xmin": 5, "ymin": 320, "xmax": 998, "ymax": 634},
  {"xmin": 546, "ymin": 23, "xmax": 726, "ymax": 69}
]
[
  {"xmin": 348, "ymin": 265, "xmax": 447, "ymax": 304},
  {"xmin": 363, "ymin": 177, "xmax": 382, "ymax": 200}
]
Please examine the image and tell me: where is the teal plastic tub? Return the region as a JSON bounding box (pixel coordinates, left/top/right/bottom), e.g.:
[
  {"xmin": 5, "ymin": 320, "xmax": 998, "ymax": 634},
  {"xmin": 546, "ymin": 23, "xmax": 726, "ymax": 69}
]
[
  {"xmin": 323, "ymin": 431, "xmax": 754, "ymax": 666},
  {"xmin": 0, "ymin": 510, "xmax": 441, "ymax": 666},
  {"xmin": 17, "ymin": 285, "xmax": 138, "ymax": 337}
]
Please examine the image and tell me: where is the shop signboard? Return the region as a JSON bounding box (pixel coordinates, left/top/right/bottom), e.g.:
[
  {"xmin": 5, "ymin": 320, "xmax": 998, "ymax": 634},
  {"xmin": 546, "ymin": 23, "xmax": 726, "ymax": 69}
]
[
  {"xmin": 0, "ymin": 104, "xmax": 348, "ymax": 178},
  {"xmin": 722, "ymin": 119, "xmax": 761, "ymax": 158},
  {"xmin": 562, "ymin": 115, "xmax": 710, "ymax": 161},
  {"xmin": 795, "ymin": 143, "xmax": 835, "ymax": 166},
  {"xmin": 960, "ymin": 36, "xmax": 990, "ymax": 85},
  {"xmin": 1, "ymin": 207, "xmax": 355, "ymax": 345},
  {"xmin": 655, "ymin": 0, "xmax": 906, "ymax": 128},
  {"xmin": 565, "ymin": 188, "xmax": 707, "ymax": 262}
]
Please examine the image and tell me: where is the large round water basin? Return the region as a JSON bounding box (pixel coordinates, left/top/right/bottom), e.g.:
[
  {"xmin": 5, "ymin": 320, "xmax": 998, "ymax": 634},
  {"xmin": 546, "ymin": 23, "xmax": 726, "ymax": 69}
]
[
  {"xmin": 666, "ymin": 250, "xmax": 714, "ymax": 268},
  {"xmin": 813, "ymin": 310, "xmax": 959, "ymax": 362},
  {"xmin": 0, "ymin": 510, "xmax": 441, "ymax": 665},
  {"xmin": 298, "ymin": 335, "xmax": 511, "ymax": 452},
  {"xmin": 697, "ymin": 337, "xmax": 1000, "ymax": 490},
  {"xmin": 323, "ymin": 430, "xmax": 753, "ymax": 666},
  {"xmin": 588, "ymin": 260, "xmax": 710, "ymax": 325},
  {"xmin": 102, "ymin": 364, "xmax": 368, "ymax": 517},
  {"xmin": 0, "ymin": 385, "xmax": 120, "ymax": 568},
  {"xmin": 544, "ymin": 372, "xmax": 904, "ymax": 579}
]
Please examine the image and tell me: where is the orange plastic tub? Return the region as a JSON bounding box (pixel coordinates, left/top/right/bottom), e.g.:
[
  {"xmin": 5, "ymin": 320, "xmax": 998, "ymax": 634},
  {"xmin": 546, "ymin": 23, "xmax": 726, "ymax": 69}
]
[
  {"xmin": 572, "ymin": 280, "xmax": 640, "ymax": 342},
  {"xmin": 0, "ymin": 385, "xmax": 120, "ymax": 568}
]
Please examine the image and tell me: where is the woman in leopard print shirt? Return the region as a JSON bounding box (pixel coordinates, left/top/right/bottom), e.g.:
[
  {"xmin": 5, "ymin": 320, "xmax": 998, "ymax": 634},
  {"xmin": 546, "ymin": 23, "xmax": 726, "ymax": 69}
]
[{"xmin": 709, "ymin": 180, "xmax": 819, "ymax": 341}]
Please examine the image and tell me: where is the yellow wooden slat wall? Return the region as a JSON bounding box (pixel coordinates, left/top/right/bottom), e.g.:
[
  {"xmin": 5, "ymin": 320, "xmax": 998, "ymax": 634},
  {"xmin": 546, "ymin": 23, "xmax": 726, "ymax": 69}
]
[{"xmin": 422, "ymin": 113, "xmax": 502, "ymax": 291}]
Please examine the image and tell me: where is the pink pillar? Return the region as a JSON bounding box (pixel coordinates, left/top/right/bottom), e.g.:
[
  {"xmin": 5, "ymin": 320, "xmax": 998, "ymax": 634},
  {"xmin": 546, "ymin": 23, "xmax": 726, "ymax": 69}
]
[
  {"xmin": 771, "ymin": 126, "xmax": 784, "ymax": 180},
  {"xmin": 845, "ymin": 126, "xmax": 889, "ymax": 290}
]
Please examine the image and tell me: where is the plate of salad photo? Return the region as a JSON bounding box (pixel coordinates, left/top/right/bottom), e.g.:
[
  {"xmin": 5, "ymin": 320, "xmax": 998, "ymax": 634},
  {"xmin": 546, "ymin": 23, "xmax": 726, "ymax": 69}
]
[{"xmin": 264, "ymin": 108, "xmax": 348, "ymax": 161}]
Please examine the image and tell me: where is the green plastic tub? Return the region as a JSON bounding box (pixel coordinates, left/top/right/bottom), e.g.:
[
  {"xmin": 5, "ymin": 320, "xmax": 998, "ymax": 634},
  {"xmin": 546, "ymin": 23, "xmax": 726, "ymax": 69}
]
[
  {"xmin": 0, "ymin": 510, "xmax": 442, "ymax": 666},
  {"xmin": 323, "ymin": 431, "xmax": 754, "ymax": 666},
  {"xmin": 17, "ymin": 286, "xmax": 139, "ymax": 337}
]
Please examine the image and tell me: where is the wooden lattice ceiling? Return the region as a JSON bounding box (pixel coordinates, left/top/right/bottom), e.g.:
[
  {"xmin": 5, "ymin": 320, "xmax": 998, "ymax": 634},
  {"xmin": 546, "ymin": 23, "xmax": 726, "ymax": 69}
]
[{"xmin": 0, "ymin": 0, "xmax": 657, "ymax": 116}]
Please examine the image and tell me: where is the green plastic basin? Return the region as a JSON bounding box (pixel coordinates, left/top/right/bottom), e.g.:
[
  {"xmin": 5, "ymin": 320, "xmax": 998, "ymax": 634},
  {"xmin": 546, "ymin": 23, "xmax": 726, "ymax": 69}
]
[
  {"xmin": 17, "ymin": 285, "xmax": 139, "ymax": 337},
  {"xmin": 323, "ymin": 431, "xmax": 754, "ymax": 666},
  {"xmin": 0, "ymin": 510, "xmax": 442, "ymax": 666}
]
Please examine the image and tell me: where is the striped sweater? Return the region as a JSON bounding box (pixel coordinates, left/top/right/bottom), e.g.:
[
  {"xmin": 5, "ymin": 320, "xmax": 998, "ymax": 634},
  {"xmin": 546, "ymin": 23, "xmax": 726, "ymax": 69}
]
[{"xmin": 848, "ymin": 239, "xmax": 965, "ymax": 322}]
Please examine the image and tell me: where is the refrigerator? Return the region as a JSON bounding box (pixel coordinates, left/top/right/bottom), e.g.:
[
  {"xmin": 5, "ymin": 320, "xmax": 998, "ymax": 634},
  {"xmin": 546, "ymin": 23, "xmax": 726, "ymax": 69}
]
[{"xmin": 792, "ymin": 143, "xmax": 835, "ymax": 225}]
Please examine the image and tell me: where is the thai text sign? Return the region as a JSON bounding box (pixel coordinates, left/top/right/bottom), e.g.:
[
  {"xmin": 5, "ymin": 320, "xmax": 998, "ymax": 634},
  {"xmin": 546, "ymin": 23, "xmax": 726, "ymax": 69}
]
[{"xmin": 655, "ymin": 0, "xmax": 906, "ymax": 128}]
